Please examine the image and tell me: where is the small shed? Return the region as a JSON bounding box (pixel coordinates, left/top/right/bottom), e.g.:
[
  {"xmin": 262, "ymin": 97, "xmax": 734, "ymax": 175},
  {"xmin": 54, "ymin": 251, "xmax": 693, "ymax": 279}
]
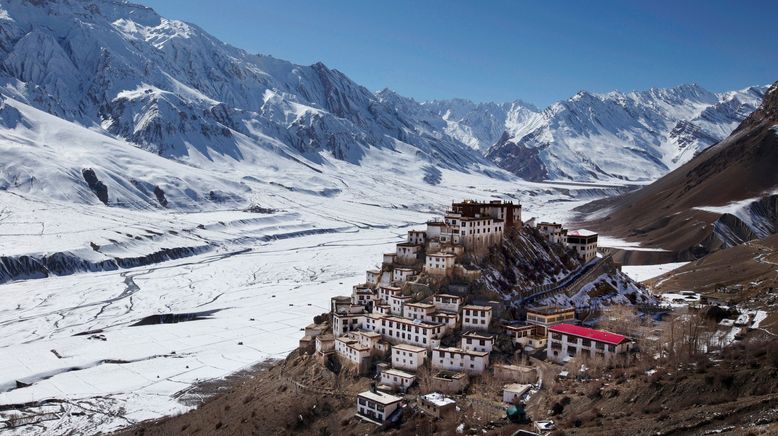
[
  {"xmin": 418, "ymin": 392, "xmax": 456, "ymax": 418},
  {"xmin": 503, "ymin": 383, "xmax": 531, "ymax": 403}
]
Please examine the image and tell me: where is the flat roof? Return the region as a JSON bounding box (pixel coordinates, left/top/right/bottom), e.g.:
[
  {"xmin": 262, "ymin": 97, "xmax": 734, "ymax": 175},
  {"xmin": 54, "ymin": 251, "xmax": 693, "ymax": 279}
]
[
  {"xmin": 384, "ymin": 315, "xmax": 440, "ymax": 328},
  {"xmin": 527, "ymin": 305, "xmax": 575, "ymax": 315},
  {"xmin": 549, "ymin": 323, "xmax": 627, "ymax": 345},
  {"xmin": 380, "ymin": 285, "xmax": 402, "ymax": 290},
  {"xmin": 358, "ymin": 390, "xmax": 403, "ymax": 405},
  {"xmin": 396, "ymin": 242, "xmax": 422, "ymax": 247},
  {"xmin": 388, "ymin": 295, "xmax": 412, "ymax": 300},
  {"xmin": 316, "ymin": 334, "xmax": 335, "ymax": 342},
  {"xmin": 455, "ymin": 215, "xmax": 494, "ymax": 220},
  {"xmin": 337, "ymin": 337, "xmax": 370, "ymax": 351},
  {"xmin": 393, "ymin": 343, "xmax": 427, "ymax": 352},
  {"xmin": 406, "ymin": 302, "xmax": 435, "ymax": 308},
  {"xmin": 420, "ymin": 392, "xmax": 456, "ymax": 407},
  {"xmin": 434, "ymin": 294, "xmax": 462, "ymax": 300},
  {"xmin": 538, "ymin": 222, "xmax": 563, "ymax": 227},
  {"xmin": 427, "ymin": 252, "xmax": 456, "ymax": 258},
  {"xmin": 462, "ymin": 305, "xmax": 493, "ymax": 311},
  {"xmin": 382, "ymin": 368, "xmax": 415, "ymax": 378},
  {"xmin": 567, "ymin": 229, "xmax": 598, "ymax": 237},
  {"xmin": 462, "ymin": 331, "xmax": 494, "ymax": 340},
  {"xmin": 433, "ymin": 346, "xmax": 489, "ymax": 357},
  {"xmin": 504, "ymin": 383, "xmax": 532, "ymax": 394}
]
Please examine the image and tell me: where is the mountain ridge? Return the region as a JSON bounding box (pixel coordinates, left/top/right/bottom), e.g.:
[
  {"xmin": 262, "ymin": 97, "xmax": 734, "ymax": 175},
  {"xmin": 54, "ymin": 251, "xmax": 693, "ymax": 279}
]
[
  {"xmin": 0, "ymin": 0, "xmax": 767, "ymax": 205},
  {"xmin": 577, "ymin": 81, "xmax": 778, "ymax": 260}
]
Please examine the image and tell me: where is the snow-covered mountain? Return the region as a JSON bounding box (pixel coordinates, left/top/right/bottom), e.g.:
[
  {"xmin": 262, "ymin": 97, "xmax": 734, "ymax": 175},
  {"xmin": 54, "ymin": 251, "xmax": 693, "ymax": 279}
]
[
  {"xmin": 0, "ymin": 0, "xmax": 766, "ymax": 207},
  {"xmin": 0, "ymin": 0, "xmax": 496, "ymax": 207},
  {"xmin": 421, "ymin": 99, "xmax": 540, "ymax": 152},
  {"xmin": 486, "ymin": 84, "xmax": 766, "ymax": 181}
]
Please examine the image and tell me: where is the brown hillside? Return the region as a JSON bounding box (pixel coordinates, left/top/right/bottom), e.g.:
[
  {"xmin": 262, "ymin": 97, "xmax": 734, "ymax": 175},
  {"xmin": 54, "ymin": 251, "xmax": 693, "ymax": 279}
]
[{"xmin": 577, "ymin": 81, "xmax": 778, "ymax": 260}]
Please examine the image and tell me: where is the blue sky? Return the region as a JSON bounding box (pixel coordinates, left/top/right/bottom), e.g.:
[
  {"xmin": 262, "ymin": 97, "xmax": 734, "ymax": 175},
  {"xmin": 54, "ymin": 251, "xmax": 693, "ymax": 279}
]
[{"xmin": 140, "ymin": 0, "xmax": 777, "ymax": 108}]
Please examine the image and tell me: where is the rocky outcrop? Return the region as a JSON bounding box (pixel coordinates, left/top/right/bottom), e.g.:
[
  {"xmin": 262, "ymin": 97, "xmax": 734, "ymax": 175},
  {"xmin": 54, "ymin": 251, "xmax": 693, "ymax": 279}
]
[
  {"xmin": 81, "ymin": 168, "xmax": 108, "ymax": 205},
  {"xmin": 0, "ymin": 245, "xmax": 212, "ymax": 285}
]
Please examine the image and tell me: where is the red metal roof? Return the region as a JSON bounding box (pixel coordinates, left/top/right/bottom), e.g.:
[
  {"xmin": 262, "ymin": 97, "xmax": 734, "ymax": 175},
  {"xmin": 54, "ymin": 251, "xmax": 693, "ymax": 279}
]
[{"xmin": 548, "ymin": 323, "xmax": 626, "ymax": 345}]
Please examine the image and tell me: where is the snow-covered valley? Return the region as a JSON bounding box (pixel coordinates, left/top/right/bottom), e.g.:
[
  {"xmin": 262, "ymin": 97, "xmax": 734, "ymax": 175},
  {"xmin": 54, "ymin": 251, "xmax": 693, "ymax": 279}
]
[{"xmin": 0, "ymin": 168, "xmax": 622, "ymax": 434}]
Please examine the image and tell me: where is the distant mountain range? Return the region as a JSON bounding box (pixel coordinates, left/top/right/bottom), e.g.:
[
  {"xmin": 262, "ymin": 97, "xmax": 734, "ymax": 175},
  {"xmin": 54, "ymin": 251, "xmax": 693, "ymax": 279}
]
[
  {"xmin": 485, "ymin": 84, "xmax": 765, "ymax": 181},
  {"xmin": 0, "ymin": 0, "xmax": 767, "ymax": 208},
  {"xmin": 579, "ymin": 81, "xmax": 778, "ymax": 261}
]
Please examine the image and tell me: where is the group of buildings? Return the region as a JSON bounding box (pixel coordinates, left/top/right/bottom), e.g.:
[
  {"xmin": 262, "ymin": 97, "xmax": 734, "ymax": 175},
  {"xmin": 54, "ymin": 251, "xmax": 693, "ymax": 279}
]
[
  {"xmin": 297, "ymin": 200, "xmax": 628, "ymax": 425},
  {"xmin": 535, "ymin": 222, "xmax": 599, "ymax": 263}
]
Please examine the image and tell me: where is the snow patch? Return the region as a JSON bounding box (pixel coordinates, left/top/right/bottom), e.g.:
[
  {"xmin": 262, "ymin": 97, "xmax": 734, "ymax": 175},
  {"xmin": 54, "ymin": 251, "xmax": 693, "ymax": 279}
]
[{"xmin": 622, "ymin": 262, "xmax": 690, "ymax": 282}]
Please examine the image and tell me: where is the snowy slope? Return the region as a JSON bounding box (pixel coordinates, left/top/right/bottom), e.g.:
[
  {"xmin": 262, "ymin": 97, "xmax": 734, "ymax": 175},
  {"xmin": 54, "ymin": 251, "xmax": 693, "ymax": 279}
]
[
  {"xmin": 0, "ymin": 0, "xmax": 489, "ymax": 175},
  {"xmin": 487, "ymin": 84, "xmax": 766, "ymax": 181},
  {"xmin": 0, "ymin": 0, "xmax": 765, "ymax": 191},
  {"xmin": 421, "ymin": 98, "xmax": 541, "ymax": 152}
]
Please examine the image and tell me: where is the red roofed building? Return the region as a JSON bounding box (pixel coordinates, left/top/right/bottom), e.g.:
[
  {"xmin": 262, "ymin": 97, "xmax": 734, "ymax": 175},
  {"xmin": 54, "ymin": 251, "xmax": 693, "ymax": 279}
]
[{"xmin": 546, "ymin": 323, "xmax": 633, "ymax": 363}]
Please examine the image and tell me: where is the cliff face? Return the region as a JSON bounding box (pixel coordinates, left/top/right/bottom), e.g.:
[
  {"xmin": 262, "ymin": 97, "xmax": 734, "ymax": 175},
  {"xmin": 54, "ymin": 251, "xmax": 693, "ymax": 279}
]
[
  {"xmin": 479, "ymin": 227, "xmax": 581, "ymax": 292},
  {"xmin": 478, "ymin": 228, "xmax": 652, "ymax": 309}
]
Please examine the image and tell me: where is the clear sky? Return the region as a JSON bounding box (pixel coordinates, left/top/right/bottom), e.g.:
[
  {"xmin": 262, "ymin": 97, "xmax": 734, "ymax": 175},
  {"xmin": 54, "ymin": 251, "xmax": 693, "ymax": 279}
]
[{"xmin": 139, "ymin": 0, "xmax": 777, "ymax": 108}]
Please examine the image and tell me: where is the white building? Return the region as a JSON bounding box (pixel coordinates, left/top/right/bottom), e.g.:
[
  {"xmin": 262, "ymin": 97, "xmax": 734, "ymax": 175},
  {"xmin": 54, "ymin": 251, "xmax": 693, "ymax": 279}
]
[
  {"xmin": 335, "ymin": 336, "xmax": 371, "ymax": 368},
  {"xmin": 374, "ymin": 302, "xmax": 391, "ymax": 315},
  {"xmin": 407, "ymin": 230, "xmax": 426, "ymax": 245},
  {"xmin": 391, "ymin": 343, "xmax": 428, "ymax": 371},
  {"xmin": 431, "ymin": 347, "xmax": 490, "ymax": 375},
  {"xmin": 424, "ymin": 253, "xmax": 456, "ymax": 276},
  {"xmin": 537, "ymin": 222, "xmax": 566, "ymax": 245},
  {"xmin": 380, "ymin": 368, "xmax": 416, "ymax": 391},
  {"xmin": 351, "ymin": 286, "xmax": 374, "ymax": 307},
  {"xmin": 378, "ymin": 285, "xmax": 403, "ymax": 303},
  {"xmin": 352, "ymin": 331, "xmax": 384, "ymax": 353},
  {"xmin": 461, "ymin": 332, "xmax": 494, "ymax": 353},
  {"xmin": 547, "ymin": 323, "xmax": 633, "ymax": 364},
  {"xmin": 392, "ymin": 267, "xmax": 416, "ymax": 283},
  {"xmin": 566, "ymin": 230, "xmax": 599, "ymax": 263},
  {"xmin": 366, "ymin": 269, "xmax": 381, "ymax": 286},
  {"xmin": 503, "ymin": 383, "xmax": 532, "ymax": 403},
  {"xmin": 356, "ymin": 390, "xmax": 402, "ymax": 423},
  {"xmin": 388, "ymin": 294, "xmax": 412, "ymax": 316},
  {"xmin": 462, "ymin": 305, "xmax": 492, "ymax": 331},
  {"xmin": 403, "ymin": 302, "xmax": 436, "ymax": 321},
  {"xmin": 331, "ymin": 295, "xmax": 352, "ymax": 314},
  {"xmin": 315, "ymin": 334, "xmax": 335, "ymax": 356},
  {"xmin": 425, "ymin": 220, "xmax": 446, "ymax": 240},
  {"xmin": 383, "ymin": 253, "xmax": 396, "ymax": 265},
  {"xmin": 363, "ymin": 314, "xmax": 444, "ymax": 348},
  {"xmin": 432, "ymin": 294, "xmax": 462, "ymax": 313},
  {"xmin": 395, "ymin": 242, "xmax": 422, "ymax": 265},
  {"xmin": 430, "ymin": 311, "xmax": 458, "ymax": 330},
  {"xmin": 333, "ymin": 311, "xmax": 367, "ymax": 337},
  {"xmin": 505, "ymin": 324, "xmax": 547, "ymax": 349}
]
